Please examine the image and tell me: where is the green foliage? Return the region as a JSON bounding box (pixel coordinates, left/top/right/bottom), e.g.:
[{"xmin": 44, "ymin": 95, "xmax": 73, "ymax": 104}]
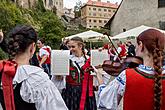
[
  {"xmin": 35, "ymin": 0, "xmax": 46, "ymax": 12},
  {"xmin": 0, "ymin": 49, "xmax": 8, "ymax": 60},
  {"xmin": 0, "ymin": 1, "xmax": 66, "ymax": 59},
  {"xmin": 36, "ymin": 11, "xmax": 65, "ymax": 48},
  {"xmin": 0, "ymin": 2, "xmax": 27, "ymax": 33}
]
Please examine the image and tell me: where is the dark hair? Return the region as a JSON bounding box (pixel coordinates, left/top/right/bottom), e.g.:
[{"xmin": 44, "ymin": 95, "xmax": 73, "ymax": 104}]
[
  {"xmin": 137, "ymin": 29, "xmax": 165, "ymax": 110},
  {"xmin": 38, "ymin": 38, "xmax": 45, "ymax": 44},
  {"xmin": 70, "ymin": 37, "xmax": 87, "ymax": 59},
  {"xmin": 7, "ymin": 25, "xmax": 37, "ymax": 59}
]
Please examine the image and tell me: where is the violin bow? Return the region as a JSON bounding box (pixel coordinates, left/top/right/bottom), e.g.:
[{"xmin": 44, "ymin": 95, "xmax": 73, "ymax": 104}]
[{"xmin": 104, "ymin": 33, "xmax": 122, "ymax": 60}]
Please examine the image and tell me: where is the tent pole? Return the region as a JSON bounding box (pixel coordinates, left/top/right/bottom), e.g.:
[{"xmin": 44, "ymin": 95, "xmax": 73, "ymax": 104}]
[{"xmin": 90, "ymin": 41, "xmax": 92, "ymax": 49}]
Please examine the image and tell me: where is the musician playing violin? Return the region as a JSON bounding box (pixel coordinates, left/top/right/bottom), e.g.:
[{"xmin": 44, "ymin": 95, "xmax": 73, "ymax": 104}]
[{"xmin": 96, "ymin": 29, "xmax": 165, "ymax": 110}]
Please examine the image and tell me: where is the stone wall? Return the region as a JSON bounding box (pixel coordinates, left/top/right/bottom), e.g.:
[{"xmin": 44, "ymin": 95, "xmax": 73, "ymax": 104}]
[{"xmin": 110, "ymin": 0, "xmax": 165, "ymax": 36}]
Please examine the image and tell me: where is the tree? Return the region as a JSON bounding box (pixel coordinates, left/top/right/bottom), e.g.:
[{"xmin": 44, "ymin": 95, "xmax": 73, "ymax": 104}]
[
  {"xmin": 0, "ymin": 2, "xmax": 27, "ymax": 33},
  {"xmin": 37, "ymin": 11, "xmax": 66, "ymax": 49}
]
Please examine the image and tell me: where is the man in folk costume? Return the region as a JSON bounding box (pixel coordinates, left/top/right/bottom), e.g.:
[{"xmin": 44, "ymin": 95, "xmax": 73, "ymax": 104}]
[
  {"xmin": 113, "ymin": 40, "xmax": 127, "ymax": 62},
  {"xmin": 37, "ymin": 38, "xmax": 51, "ymax": 78}
]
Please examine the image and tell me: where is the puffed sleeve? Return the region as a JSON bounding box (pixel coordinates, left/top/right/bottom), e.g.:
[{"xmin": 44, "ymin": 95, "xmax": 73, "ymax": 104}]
[
  {"xmin": 20, "ymin": 72, "xmax": 68, "ymax": 110},
  {"xmin": 97, "ymin": 70, "xmax": 126, "ymax": 110}
]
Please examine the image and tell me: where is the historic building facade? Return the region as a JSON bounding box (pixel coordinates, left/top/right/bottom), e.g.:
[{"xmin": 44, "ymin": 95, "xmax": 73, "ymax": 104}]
[
  {"xmin": 81, "ymin": 0, "xmax": 118, "ymax": 29},
  {"xmin": 105, "ymin": 0, "xmax": 165, "ymax": 36}
]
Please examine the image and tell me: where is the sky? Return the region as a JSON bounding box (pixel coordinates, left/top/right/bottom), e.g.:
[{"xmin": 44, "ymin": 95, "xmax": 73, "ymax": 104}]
[{"xmin": 63, "ymin": 0, "xmax": 122, "ymax": 9}]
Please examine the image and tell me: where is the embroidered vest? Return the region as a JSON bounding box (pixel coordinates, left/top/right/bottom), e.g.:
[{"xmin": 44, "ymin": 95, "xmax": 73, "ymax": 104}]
[{"xmin": 124, "ymin": 68, "xmax": 165, "ymax": 110}]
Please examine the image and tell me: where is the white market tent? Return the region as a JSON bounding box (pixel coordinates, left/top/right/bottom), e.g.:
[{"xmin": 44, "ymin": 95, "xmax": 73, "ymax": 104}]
[
  {"xmin": 65, "ymin": 30, "xmax": 106, "ymax": 42},
  {"xmin": 111, "ymin": 25, "xmax": 165, "ymax": 39}
]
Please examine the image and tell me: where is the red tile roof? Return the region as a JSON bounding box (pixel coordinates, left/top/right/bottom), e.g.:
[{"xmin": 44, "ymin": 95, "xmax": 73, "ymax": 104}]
[{"xmin": 86, "ymin": 0, "xmax": 118, "ymax": 8}]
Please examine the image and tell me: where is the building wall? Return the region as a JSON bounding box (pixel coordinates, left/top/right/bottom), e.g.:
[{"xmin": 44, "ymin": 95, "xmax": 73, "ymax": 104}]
[
  {"xmin": 16, "ymin": 0, "xmax": 64, "ymax": 17},
  {"xmin": 81, "ymin": 5, "xmax": 117, "ymax": 29},
  {"xmin": 43, "ymin": 0, "xmax": 63, "ymax": 17},
  {"xmin": 17, "ymin": 0, "xmax": 36, "ymax": 8},
  {"xmin": 110, "ymin": 0, "xmax": 165, "ymax": 36},
  {"xmin": 54, "ymin": 0, "xmax": 64, "ymax": 17}
]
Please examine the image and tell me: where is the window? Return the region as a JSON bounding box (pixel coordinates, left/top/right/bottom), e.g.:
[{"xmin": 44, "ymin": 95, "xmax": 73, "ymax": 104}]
[
  {"xmin": 60, "ymin": 2, "xmax": 62, "ymax": 6},
  {"xmin": 108, "ymin": 10, "xmax": 111, "ymax": 12},
  {"xmin": 94, "ymin": 26, "xmax": 97, "ymax": 28},
  {"xmin": 99, "ymin": 20, "xmax": 102, "ymax": 23},
  {"xmin": 104, "ymin": 9, "xmax": 107, "ymax": 12},
  {"xmin": 159, "ymin": 21, "xmax": 165, "ymax": 30},
  {"xmin": 93, "ymin": 8, "xmax": 96, "ymax": 11},
  {"xmin": 89, "ymin": 13, "xmax": 91, "ymax": 16},
  {"xmin": 89, "ymin": 19, "xmax": 91, "ymax": 22},
  {"xmin": 158, "ymin": 0, "xmax": 165, "ymax": 7},
  {"xmin": 104, "ymin": 20, "xmax": 107, "ymax": 23},
  {"xmin": 89, "ymin": 7, "xmax": 91, "ymax": 10},
  {"xmin": 94, "ymin": 20, "xmax": 97, "ymax": 23},
  {"xmin": 56, "ymin": 2, "xmax": 58, "ymax": 5},
  {"xmin": 98, "ymin": 8, "xmax": 101, "ymax": 11},
  {"xmin": 93, "ymin": 13, "xmax": 96, "ymax": 16},
  {"xmin": 113, "ymin": 10, "xmax": 116, "ymax": 12}
]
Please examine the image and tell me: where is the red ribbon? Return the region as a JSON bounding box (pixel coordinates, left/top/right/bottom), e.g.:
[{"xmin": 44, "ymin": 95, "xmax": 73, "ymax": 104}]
[
  {"xmin": 1, "ymin": 60, "xmax": 17, "ymax": 110},
  {"xmin": 79, "ymin": 58, "xmax": 93, "ymax": 110}
]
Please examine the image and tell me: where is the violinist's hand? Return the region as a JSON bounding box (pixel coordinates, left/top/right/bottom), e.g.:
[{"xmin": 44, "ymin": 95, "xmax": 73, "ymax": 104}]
[
  {"xmin": 92, "ymin": 66, "xmax": 104, "ymax": 85},
  {"xmin": 0, "ymin": 29, "xmax": 4, "ymax": 43}
]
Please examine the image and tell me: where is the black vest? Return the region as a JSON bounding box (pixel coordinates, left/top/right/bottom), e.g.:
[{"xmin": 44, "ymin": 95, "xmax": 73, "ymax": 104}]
[{"xmin": 0, "ymin": 71, "xmax": 37, "ymax": 110}]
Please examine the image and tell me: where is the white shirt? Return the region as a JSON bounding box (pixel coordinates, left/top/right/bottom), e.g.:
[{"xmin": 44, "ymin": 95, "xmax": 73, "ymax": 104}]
[
  {"xmin": 38, "ymin": 46, "xmax": 51, "ymax": 57},
  {"xmin": 113, "ymin": 47, "xmax": 122, "ymax": 61},
  {"xmin": 13, "ymin": 65, "xmax": 68, "ymax": 110},
  {"xmin": 97, "ymin": 65, "xmax": 165, "ymax": 110}
]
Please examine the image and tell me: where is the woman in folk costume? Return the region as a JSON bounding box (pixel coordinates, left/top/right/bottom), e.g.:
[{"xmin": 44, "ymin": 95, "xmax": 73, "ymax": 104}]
[
  {"xmin": 0, "ymin": 25, "xmax": 68, "ymax": 110},
  {"xmin": 96, "ymin": 29, "xmax": 165, "ymax": 110},
  {"xmin": 62, "ymin": 37, "xmax": 97, "ymax": 110}
]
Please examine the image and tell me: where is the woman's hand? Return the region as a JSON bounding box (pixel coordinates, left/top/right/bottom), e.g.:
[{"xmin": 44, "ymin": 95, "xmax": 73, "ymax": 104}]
[
  {"xmin": 0, "ymin": 29, "xmax": 4, "ymax": 43},
  {"xmin": 92, "ymin": 66, "xmax": 104, "ymax": 85}
]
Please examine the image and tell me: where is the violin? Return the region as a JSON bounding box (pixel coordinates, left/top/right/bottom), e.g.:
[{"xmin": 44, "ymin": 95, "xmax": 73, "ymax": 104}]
[
  {"xmin": 86, "ymin": 33, "xmax": 143, "ymax": 76},
  {"xmin": 85, "ymin": 56, "xmax": 143, "ymax": 76},
  {"xmin": 102, "ymin": 56, "xmax": 143, "ymax": 76}
]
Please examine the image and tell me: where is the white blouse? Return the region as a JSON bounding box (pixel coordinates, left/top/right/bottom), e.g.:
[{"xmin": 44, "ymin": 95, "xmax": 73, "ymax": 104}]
[
  {"xmin": 38, "ymin": 46, "xmax": 50, "ymax": 57},
  {"xmin": 97, "ymin": 65, "xmax": 165, "ymax": 110},
  {"xmin": 13, "ymin": 65, "xmax": 68, "ymax": 110}
]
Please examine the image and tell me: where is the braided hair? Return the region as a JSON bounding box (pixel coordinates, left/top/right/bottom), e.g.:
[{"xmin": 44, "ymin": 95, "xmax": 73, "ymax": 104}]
[
  {"xmin": 137, "ymin": 29, "xmax": 165, "ymax": 110},
  {"xmin": 7, "ymin": 25, "xmax": 37, "ymax": 59}
]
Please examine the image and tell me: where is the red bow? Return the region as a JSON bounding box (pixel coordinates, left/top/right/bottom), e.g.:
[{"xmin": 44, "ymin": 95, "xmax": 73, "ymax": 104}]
[{"xmin": 1, "ymin": 60, "xmax": 17, "ymax": 110}]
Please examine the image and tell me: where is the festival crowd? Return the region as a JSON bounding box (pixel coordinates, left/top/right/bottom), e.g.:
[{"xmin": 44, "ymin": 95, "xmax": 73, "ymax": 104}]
[{"xmin": 0, "ymin": 25, "xmax": 165, "ymax": 110}]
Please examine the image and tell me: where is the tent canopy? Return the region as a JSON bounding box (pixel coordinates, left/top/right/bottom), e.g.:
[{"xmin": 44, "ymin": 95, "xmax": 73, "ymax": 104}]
[
  {"xmin": 65, "ymin": 30, "xmax": 106, "ymax": 42},
  {"xmin": 111, "ymin": 25, "xmax": 165, "ymax": 39}
]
